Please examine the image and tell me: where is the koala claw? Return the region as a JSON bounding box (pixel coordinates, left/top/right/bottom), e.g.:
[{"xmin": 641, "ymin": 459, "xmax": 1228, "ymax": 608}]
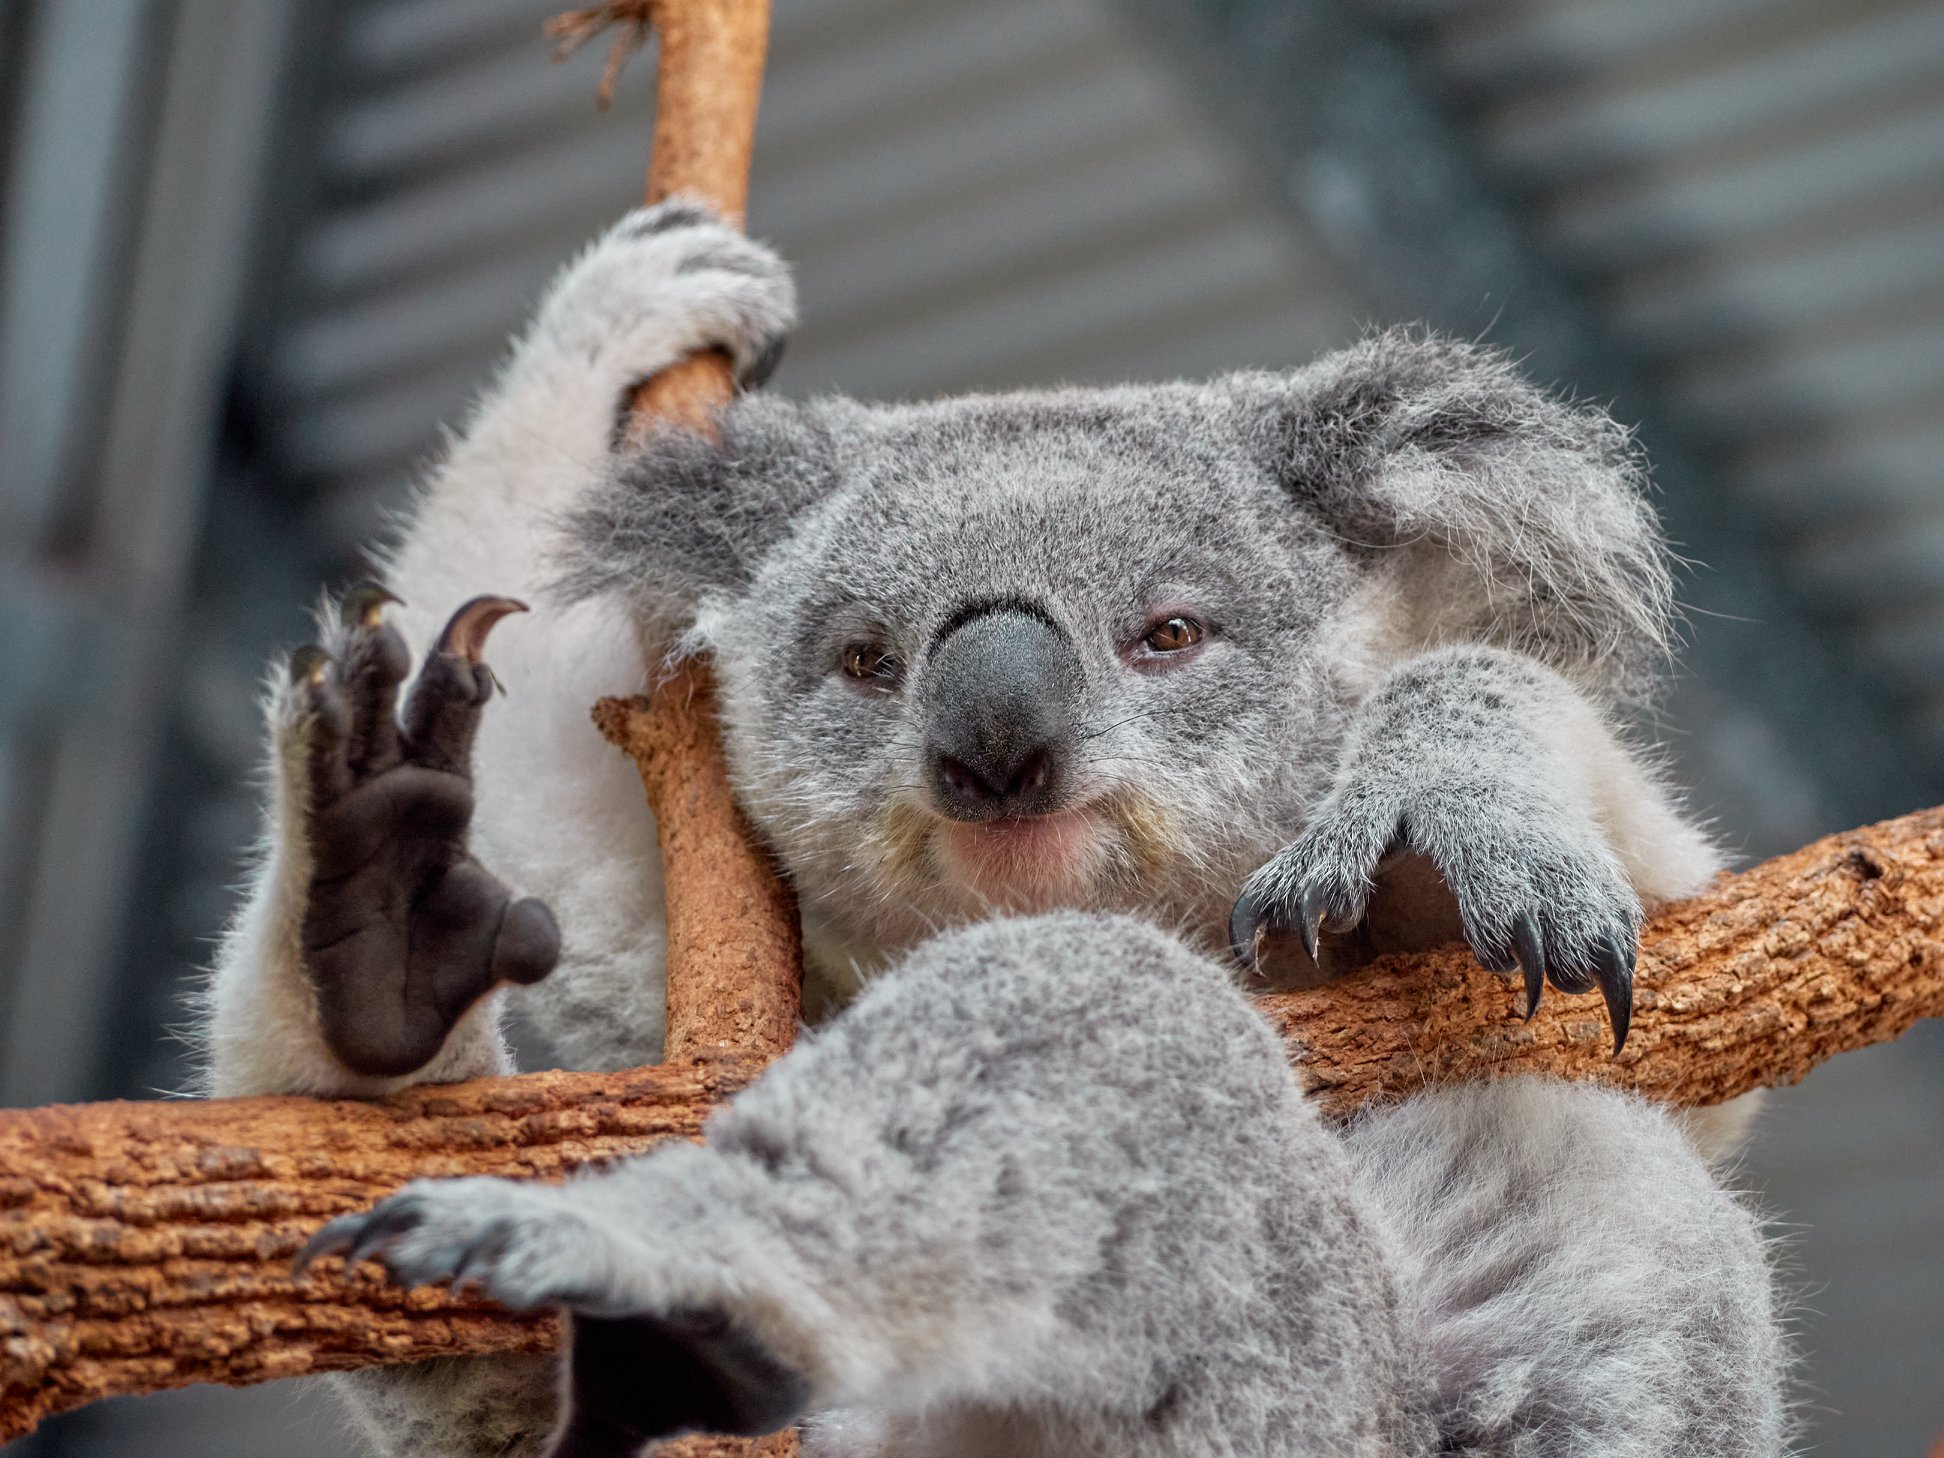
[
  {"xmin": 1232, "ymin": 799, "xmax": 1642, "ymax": 1052},
  {"xmin": 1511, "ymin": 911, "xmax": 1545, "ymax": 1021},
  {"xmin": 1592, "ymin": 932, "xmax": 1635, "ymax": 1054},
  {"xmin": 339, "ymin": 580, "xmax": 403, "ymax": 630},
  {"xmin": 1228, "ymin": 880, "xmax": 1330, "ymax": 974},
  {"xmin": 295, "ymin": 1180, "xmax": 574, "ymax": 1309},
  {"xmin": 1226, "ymin": 888, "xmax": 1263, "ymax": 972},
  {"xmin": 435, "ymin": 594, "xmax": 527, "ymax": 662},
  {"xmin": 288, "ymin": 643, "xmax": 330, "ymax": 687},
  {"xmin": 295, "ymin": 1200, "xmax": 420, "ymax": 1281}
]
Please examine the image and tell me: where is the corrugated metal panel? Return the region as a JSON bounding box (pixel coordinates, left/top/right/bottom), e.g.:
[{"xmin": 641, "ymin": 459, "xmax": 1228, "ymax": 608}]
[{"xmin": 1394, "ymin": 0, "xmax": 1944, "ymax": 765}]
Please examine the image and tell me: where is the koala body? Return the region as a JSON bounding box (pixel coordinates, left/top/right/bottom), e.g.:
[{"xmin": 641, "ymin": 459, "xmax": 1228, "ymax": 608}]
[
  {"xmin": 304, "ymin": 915, "xmax": 1784, "ymax": 1458},
  {"xmin": 202, "ymin": 205, "xmax": 1780, "ymax": 1456}
]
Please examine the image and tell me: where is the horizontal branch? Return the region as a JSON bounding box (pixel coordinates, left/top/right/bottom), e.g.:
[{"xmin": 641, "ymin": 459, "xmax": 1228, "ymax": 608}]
[
  {"xmin": 4, "ymin": 807, "xmax": 1940, "ymax": 1438},
  {"xmin": 0, "ymin": 1062, "xmax": 753, "ymax": 1439}
]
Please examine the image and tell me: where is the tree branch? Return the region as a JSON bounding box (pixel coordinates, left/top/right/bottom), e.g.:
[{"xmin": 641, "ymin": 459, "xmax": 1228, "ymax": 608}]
[{"xmin": 4, "ymin": 802, "xmax": 1940, "ymax": 1437}]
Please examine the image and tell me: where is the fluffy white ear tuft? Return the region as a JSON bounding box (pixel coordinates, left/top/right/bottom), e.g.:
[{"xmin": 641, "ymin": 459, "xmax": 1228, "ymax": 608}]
[{"xmin": 1233, "ymin": 328, "xmax": 1674, "ymax": 709}]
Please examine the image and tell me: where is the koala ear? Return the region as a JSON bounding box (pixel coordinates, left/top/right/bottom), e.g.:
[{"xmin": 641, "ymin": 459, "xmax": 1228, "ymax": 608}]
[
  {"xmin": 554, "ymin": 394, "xmax": 845, "ymax": 653},
  {"xmin": 1235, "ymin": 328, "xmax": 1674, "ymax": 705}
]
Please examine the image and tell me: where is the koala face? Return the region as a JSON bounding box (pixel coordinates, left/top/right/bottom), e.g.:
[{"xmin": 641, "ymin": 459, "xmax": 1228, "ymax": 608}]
[{"xmin": 694, "ymin": 392, "xmax": 1362, "ymax": 964}]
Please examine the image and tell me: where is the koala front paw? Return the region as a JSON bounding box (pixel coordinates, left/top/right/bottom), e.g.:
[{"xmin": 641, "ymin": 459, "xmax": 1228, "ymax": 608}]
[
  {"xmin": 280, "ymin": 589, "xmax": 560, "ymax": 1078},
  {"xmin": 1231, "ymin": 782, "xmax": 1640, "ymax": 1051},
  {"xmin": 538, "ymin": 197, "xmax": 795, "ymax": 398},
  {"xmin": 299, "ymin": 1177, "xmax": 813, "ymax": 1449},
  {"xmin": 297, "ymin": 1176, "xmax": 602, "ymax": 1309}
]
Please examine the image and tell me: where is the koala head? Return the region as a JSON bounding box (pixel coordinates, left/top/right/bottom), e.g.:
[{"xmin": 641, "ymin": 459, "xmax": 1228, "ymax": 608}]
[{"xmin": 562, "ymin": 331, "xmax": 1669, "ymax": 973}]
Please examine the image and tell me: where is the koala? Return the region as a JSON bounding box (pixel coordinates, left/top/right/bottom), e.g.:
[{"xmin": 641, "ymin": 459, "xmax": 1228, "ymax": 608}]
[{"xmin": 200, "ymin": 202, "xmax": 1781, "ymax": 1456}]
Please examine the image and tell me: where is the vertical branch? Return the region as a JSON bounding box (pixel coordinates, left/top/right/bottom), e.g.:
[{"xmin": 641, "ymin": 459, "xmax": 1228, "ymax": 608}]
[
  {"xmin": 592, "ymin": 688, "xmax": 800, "ymax": 1064},
  {"xmin": 582, "ymin": 0, "xmax": 805, "ymax": 1069}
]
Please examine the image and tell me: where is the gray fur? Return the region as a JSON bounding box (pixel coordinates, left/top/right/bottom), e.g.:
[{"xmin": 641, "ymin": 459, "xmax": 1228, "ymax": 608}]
[
  {"xmin": 1237, "ymin": 645, "xmax": 1645, "ymax": 1005},
  {"xmin": 1345, "ymin": 1079, "xmax": 1790, "ymax": 1457},
  {"xmin": 316, "ymin": 914, "xmax": 1785, "ymax": 1457},
  {"xmin": 205, "ymin": 203, "xmax": 1781, "ymax": 1455}
]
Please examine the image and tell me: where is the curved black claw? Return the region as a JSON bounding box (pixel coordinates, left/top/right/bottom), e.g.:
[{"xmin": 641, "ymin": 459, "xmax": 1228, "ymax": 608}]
[
  {"xmin": 436, "ymin": 595, "xmax": 528, "ymax": 663},
  {"xmin": 1510, "ymin": 912, "xmax": 1545, "ymax": 1021},
  {"xmin": 1227, "ymin": 878, "xmax": 1333, "ymax": 976},
  {"xmin": 294, "ymin": 1203, "xmax": 422, "ymax": 1280},
  {"xmin": 1294, "ymin": 882, "xmax": 1329, "ymax": 967},
  {"xmin": 1592, "ymin": 932, "xmax": 1636, "ymax": 1054},
  {"xmin": 1228, "ymin": 885, "xmax": 1268, "ymax": 973},
  {"xmin": 741, "ymin": 333, "xmax": 787, "ymax": 390},
  {"xmin": 340, "ymin": 580, "xmax": 404, "ymax": 630}
]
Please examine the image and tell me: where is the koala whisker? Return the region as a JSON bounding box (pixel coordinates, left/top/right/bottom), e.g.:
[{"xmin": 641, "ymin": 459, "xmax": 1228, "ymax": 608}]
[{"xmin": 1077, "ymin": 707, "xmax": 1187, "ymax": 743}]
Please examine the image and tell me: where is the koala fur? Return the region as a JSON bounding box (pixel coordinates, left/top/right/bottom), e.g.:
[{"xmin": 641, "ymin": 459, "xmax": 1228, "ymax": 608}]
[{"xmin": 202, "ymin": 203, "xmax": 1783, "ymax": 1455}]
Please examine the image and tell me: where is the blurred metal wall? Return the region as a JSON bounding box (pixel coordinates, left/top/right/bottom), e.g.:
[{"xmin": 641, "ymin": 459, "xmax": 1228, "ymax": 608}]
[
  {"xmin": 1, "ymin": 0, "xmax": 1938, "ymax": 1453},
  {"xmin": 0, "ymin": 0, "xmax": 310, "ymax": 1108}
]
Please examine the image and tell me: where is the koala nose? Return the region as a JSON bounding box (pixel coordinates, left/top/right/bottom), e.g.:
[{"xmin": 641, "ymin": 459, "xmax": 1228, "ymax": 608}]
[{"xmin": 923, "ymin": 608, "xmax": 1081, "ymax": 821}]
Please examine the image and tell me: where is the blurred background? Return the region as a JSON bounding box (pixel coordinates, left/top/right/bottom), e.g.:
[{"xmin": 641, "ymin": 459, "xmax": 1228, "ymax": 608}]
[{"xmin": 2, "ymin": 0, "xmax": 1941, "ymax": 1451}]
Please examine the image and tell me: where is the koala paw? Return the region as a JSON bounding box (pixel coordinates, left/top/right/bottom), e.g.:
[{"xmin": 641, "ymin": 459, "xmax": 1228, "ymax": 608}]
[
  {"xmin": 299, "ymin": 1177, "xmax": 813, "ymax": 1448},
  {"xmin": 296, "ymin": 1176, "xmax": 603, "ymax": 1309},
  {"xmin": 279, "ymin": 588, "xmax": 560, "ymax": 1078},
  {"xmin": 1230, "ymin": 783, "xmax": 1640, "ymax": 1052},
  {"xmin": 537, "ymin": 197, "xmax": 795, "ymax": 395}
]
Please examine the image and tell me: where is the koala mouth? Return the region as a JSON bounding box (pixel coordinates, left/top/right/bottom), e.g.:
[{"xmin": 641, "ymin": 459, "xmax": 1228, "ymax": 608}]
[
  {"xmin": 934, "ymin": 807, "xmax": 1106, "ymax": 907},
  {"xmin": 870, "ymin": 787, "xmax": 1189, "ymax": 930}
]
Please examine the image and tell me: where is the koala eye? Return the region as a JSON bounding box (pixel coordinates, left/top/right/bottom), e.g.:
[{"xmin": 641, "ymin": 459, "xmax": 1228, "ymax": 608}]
[
  {"xmin": 1141, "ymin": 616, "xmax": 1205, "ymax": 654},
  {"xmin": 1126, "ymin": 611, "xmax": 1214, "ymax": 673},
  {"xmin": 841, "ymin": 642, "xmax": 903, "ymax": 688}
]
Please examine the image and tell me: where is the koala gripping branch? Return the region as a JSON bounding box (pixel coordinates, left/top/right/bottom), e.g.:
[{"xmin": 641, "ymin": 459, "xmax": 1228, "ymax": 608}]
[{"xmin": 3, "ymin": 805, "xmax": 1942, "ymax": 1436}]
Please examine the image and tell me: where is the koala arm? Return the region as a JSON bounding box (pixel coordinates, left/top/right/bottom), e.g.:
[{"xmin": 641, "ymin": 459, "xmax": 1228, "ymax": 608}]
[
  {"xmin": 199, "ymin": 203, "xmax": 795, "ymax": 1100},
  {"xmin": 1220, "ymin": 333, "xmax": 1719, "ymax": 1045},
  {"xmin": 303, "ymin": 914, "xmax": 1423, "ymax": 1458},
  {"xmin": 1233, "ymin": 645, "xmax": 1720, "ymax": 1045}
]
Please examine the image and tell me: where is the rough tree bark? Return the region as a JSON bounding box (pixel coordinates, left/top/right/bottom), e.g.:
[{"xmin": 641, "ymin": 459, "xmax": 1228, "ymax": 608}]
[
  {"xmin": 581, "ymin": 0, "xmax": 806, "ymax": 1068},
  {"xmin": 5, "ymin": 805, "xmax": 1942, "ymax": 1438}
]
